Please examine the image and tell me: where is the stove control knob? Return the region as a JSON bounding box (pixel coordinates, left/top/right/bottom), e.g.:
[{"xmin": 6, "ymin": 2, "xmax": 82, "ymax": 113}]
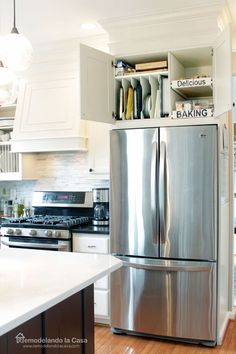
[
  {"xmin": 29, "ymin": 230, "xmax": 37, "ymax": 236},
  {"xmin": 6, "ymin": 229, "xmax": 14, "ymax": 235},
  {"xmin": 54, "ymin": 231, "xmax": 61, "ymax": 238},
  {"xmin": 45, "ymin": 230, "xmax": 52, "ymax": 237},
  {"xmin": 15, "ymin": 229, "xmax": 22, "ymax": 236}
]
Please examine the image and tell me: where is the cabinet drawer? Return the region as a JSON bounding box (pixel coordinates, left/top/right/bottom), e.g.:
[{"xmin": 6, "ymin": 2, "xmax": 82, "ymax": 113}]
[
  {"xmin": 95, "ymin": 276, "xmax": 109, "ymax": 290},
  {"xmin": 94, "ymin": 290, "xmax": 109, "ymax": 317},
  {"xmin": 73, "ymin": 235, "xmax": 109, "ymax": 254}
]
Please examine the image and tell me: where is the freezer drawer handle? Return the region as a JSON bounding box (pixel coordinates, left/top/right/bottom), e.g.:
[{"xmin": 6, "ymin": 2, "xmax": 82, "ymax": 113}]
[
  {"xmin": 1, "ymin": 240, "xmax": 67, "ymax": 250},
  {"xmin": 122, "ymin": 261, "xmax": 210, "ymax": 272}
]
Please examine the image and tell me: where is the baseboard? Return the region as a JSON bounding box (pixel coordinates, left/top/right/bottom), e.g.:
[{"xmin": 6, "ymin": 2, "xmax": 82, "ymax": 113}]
[
  {"xmin": 95, "ymin": 317, "xmax": 110, "ymax": 325},
  {"xmin": 95, "ymin": 323, "xmax": 110, "ymax": 327},
  {"xmin": 217, "ymin": 311, "xmax": 235, "ymax": 344},
  {"xmin": 230, "ymin": 307, "xmax": 236, "ymax": 319}
]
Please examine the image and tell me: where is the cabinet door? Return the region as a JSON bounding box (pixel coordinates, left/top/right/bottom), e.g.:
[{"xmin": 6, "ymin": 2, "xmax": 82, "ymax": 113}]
[
  {"xmin": 44, "ymin": 292, "xmax": 83, "ymax": 354},
  {"xmin": 7, "ymin": 315, "xmax": 41, "ymax": 354},
  {"xmin": 87, "ymin": 121, "xmax": 111, "ymax": 174},
  {"xmin": 80, "ymin": 44, "xmax": 115, "ymax": 124},
  {"xmin": 73, "ymin": 235, "xmax": 109, "ymax": 254},
  {"xmin": 213, "ymin": 25, "xmax": 232, "ymax": 116},
  {"xmin": 0, "ymin": 334, "xmax": 7, "ymax": 354},
  {"xmin": 94, "ymin": 290, "xmax": 109, "ymax": 317},
  {"xmin": 95, "ymin": 276, "xmax": 109, "ymax": 290}
]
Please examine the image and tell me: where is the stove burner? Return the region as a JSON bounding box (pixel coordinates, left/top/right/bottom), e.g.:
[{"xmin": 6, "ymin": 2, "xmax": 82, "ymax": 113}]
[
  {"xmin": 7, "ymin": 215, "xmax": 90, "ymax": 228},
  {"xmin": 8, "ymin": 217, "xmax": 28, "ymax": 224}
]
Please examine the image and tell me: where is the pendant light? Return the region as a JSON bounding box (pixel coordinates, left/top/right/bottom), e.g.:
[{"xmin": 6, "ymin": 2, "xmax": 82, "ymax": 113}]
[
  {"xmin": 0, "ymin": 62, "xmax": 18, "ymax": 105},
  {"xmin": 1, "ymin": 0, "xmax": 33, "ymax": 72}
]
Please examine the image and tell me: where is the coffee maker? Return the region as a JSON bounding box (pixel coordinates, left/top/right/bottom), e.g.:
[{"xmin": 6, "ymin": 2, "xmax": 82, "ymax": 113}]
[{"xmin": 92, "ymin": 188, "xmax": 109, "ymax": 226}]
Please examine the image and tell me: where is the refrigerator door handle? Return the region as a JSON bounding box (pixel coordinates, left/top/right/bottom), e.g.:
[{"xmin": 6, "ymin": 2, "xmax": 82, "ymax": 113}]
[
  {"xmin": 159, "ymin": 140, "xmax": 167, "ymax": 244},
  {"xmin": 122, "ymin": 260, "xmax": 210, "ymax": 272},
  {"xmin": 151, "ymin": 131, "xmax": 158, "ymax": 244}
]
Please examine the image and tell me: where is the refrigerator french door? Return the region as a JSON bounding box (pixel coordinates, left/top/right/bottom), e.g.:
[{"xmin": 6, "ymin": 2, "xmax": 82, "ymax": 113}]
[{"xmin": 110, "ymin": 126, "xmax": 217, "ymax": 345}]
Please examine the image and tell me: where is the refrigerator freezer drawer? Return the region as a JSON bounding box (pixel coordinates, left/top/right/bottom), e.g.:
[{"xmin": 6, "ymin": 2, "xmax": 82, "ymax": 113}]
[{"xmin": 111, "ymin": 257, "xmax": 216, "ymax": 343}]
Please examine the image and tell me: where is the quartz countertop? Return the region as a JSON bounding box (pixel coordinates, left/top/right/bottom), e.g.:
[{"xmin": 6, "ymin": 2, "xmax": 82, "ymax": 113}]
[{"xmin": 0, "ymin": 249, "xmax": 122, "ymax": 336}]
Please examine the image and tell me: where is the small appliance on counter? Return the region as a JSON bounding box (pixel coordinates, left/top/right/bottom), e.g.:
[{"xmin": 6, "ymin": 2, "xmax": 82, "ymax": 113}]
[{"xmin": 92, "ymin": 188, "xmax": 109, "ymax": 226}]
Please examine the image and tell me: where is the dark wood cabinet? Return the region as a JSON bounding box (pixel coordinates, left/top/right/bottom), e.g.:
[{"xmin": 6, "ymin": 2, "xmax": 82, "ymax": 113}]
[
  {"xmin": 44, "ymin": 291, "xmax": 83, "ymax": 354},
  {"xmin": 44, "ymin": 285, "xmax": 94, "ymax": 354},
  {"xmin": 0, "ymin": 332, "xmax": 7, "ymax": 353},
  {"xmin": 0, "ymin": 285, "xmax": 94, "ymax": 354},
  {"xmin": 7, "ymin": 315, "xmax": 41, "ymax": 354},
  {"xmin": 82, "ymin": 285, "xmax": 94, "ymax": 354}
]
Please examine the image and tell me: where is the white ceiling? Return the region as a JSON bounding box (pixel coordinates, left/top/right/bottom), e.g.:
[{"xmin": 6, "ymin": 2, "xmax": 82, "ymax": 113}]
[{"xmin": 0, "ymin": 0, "xmax": 235, "ymax": 51}]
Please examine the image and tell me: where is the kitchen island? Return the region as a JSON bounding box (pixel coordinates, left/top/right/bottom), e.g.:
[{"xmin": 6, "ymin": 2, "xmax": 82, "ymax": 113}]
[{"xmin": 0, "ymin": 249, "xmax": 122, "ymax": 353}]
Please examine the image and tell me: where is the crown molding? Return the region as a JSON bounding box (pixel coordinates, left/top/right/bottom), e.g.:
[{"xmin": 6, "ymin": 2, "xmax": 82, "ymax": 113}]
[
  {"xmin": 98, "ymin": 1, "xmax": 226, "ymax": 56},
  {"xmin": 105, "ymin": 18, "xmax": 220, "ymax": 56},
  {"xmin": 108, "ymin": 31, "xmax": 216, "ymax": 58},
  {"xmin": 99, "ymin": 1, "xmax": 224, "ymax": 30}
]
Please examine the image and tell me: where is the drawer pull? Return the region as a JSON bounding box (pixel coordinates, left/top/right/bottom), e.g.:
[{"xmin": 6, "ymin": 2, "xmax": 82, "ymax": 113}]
[{"xmin": 88, "ymin": 245, "xmax": 96, "ymax": 248}]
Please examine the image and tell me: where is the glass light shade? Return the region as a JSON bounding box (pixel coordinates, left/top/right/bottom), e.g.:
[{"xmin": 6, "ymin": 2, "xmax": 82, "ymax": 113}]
[
  {"xmin": 0, "ymin": 67, "xmax": 18, "ymax": 105},
  {"xmin": 1, "ymin": 33, "xmax": 33, "ymax": 72}
]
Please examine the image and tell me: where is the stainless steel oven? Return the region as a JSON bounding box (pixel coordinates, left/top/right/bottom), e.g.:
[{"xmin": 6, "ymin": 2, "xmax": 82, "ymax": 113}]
[
  {"xmin": 1, "ymin": 191, "xmax": 93, "ymax": 252},
  {"xmin": 1, "ymin": 236, "xmax": 71, "ymax": 252}
]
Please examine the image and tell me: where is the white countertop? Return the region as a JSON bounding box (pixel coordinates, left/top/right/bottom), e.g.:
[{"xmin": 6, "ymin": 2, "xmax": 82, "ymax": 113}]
[{"xmin": 0, "ymin": 249, "xmax": 122, "ymax": 336}]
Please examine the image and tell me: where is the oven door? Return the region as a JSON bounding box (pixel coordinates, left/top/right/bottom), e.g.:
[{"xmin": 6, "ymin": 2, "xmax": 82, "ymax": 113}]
[{"xmin": 1, "ymin": 236, "xmax": 71, "ymax": 252}]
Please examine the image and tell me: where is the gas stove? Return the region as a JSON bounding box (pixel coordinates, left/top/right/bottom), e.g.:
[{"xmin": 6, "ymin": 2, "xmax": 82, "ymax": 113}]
[
  {"xmin": 5, "ymin": 215, "xmax": 90, "ymax": 227},
  {"xmin": 1, "ymin": 191, "xmax": 93, "ymax": 251},
  {"xmin": 2, "ymin": 215, "xmax": 91, "ymax": 239}
]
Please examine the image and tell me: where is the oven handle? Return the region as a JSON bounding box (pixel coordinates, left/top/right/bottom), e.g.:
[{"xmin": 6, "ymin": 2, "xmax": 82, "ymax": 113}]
[{"xmin": 1, "ymin": 240, "xmax": 67, "ymax": 250}]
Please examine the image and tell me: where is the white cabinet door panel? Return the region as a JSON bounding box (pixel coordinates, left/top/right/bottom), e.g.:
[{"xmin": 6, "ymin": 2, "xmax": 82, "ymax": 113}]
[
  {"xmin": 95, "ymin": 276, "xmax": 109, "ymax": 290},
  {"xmin": 87, "ymin": 121, "xmax": 111, "ymax": 174},
  {"xmin": 94, "ymin": 290, "xmax": 109, "ymax": 317},
  {"xmin": 80, "ymin": 44, "xmax": 115, "ymax": 124}
]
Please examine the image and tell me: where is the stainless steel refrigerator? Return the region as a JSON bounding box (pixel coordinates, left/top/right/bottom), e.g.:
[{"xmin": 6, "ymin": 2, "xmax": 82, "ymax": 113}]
[{"xmin": 110, "ymin": 125, "xmax": 217, "ymax": 346}]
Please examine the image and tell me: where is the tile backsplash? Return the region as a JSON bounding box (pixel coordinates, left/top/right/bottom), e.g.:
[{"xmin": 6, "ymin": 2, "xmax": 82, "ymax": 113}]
[{"xmin": 0, "ymin": 151, "xmax": 109, "ymax": 208}]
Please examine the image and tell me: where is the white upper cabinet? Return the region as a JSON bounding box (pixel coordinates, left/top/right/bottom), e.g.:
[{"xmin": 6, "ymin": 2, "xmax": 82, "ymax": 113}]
[
  {"xmin": 10, "ymin": 28, "xmax": 232, "ymax": 152},
  {"xmin": 80, "ymin": 44, "xmax": 115, "ymax": 124},
  {"xmin": 79, "ymin": 27, "xmax": 231, "ymax": 126},
  {"xmin": 213, "ymin": 26, "xmax": 232, "ymax": 117},
  {"xmin": 11, "ymin": 41, "xmax": 87, "ymax": 152}
]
